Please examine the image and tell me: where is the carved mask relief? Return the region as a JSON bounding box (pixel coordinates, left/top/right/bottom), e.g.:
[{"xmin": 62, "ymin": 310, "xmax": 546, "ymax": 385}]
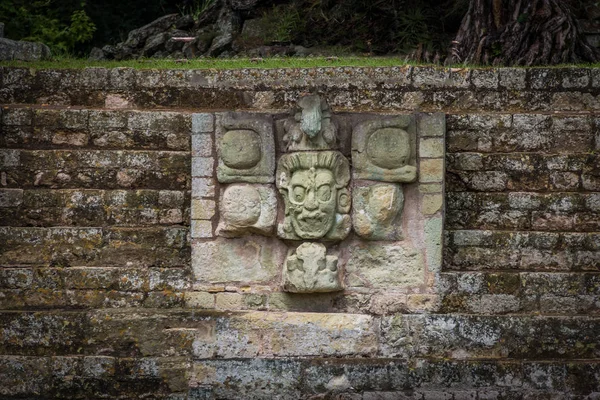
[
  {"xmin": 277, "ymin": 151, "xmax": 351, "ymax": 241},
  {"xmin": 194, "ymin": 96, "xmax": 444, "ymax": 296}
]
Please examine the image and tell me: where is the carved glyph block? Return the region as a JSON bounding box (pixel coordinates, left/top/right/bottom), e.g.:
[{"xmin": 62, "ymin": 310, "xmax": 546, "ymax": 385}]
[
  {"xmin": 216, "ymin": 113, "xmax": 275, "ymax": 183},
  {"xmin": 283, "ymin": 242, "xmax": 343, "ymax": 293},
  {"xmin": 276, "ymin": 151, "xmax": 351, "ymax": 241},
  {"xmin": 352, "ymin": 116, "xmax": 417, "ymax": 182},
  {"xmin": 352, "ymin": 183, "xmax": 404, "ymax": 240},
  {"xmin": 216, "ymin": 184, "xmax": 277, "ymax": 237}
]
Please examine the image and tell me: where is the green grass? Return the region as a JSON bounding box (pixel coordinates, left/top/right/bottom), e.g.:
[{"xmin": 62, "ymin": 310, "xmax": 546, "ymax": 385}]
[
  {"xmin": 2, "ymin": 56, "xmax": 599, "ymax": 70},
  {"xmin": 0, "ymin": 56, "xmax": 416, "ymax": 70}
]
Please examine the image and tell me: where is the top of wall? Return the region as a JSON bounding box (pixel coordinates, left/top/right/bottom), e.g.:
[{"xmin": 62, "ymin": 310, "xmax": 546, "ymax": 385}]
[{"xmin": 2, "ymin": 65, "xmax": 600, "ymax": 112}]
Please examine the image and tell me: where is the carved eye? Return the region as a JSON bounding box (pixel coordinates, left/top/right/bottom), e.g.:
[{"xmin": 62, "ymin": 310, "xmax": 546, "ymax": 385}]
[
  {"xmin": 317, "ymin": 259, "xmax": 326, "ymax": 271},
  {"xmin": 317, "ymin": 184, "xmax": 331, "ymax": 202},
  {"xmin": 293, "ymin": 186, "xmax": 305, "ymax": 202}
]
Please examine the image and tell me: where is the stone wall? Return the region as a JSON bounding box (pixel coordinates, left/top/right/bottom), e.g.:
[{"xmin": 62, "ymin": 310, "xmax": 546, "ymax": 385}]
[{"xmin": 0, "ymin": 66, "xmax": 599, "ymax": 399}]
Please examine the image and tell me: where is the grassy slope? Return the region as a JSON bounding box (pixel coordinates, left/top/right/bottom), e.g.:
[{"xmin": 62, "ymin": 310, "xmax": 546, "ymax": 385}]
[
  {"xmin": 2, "ymin": 56, "xmax": 598, "ymax": 70},
  {"xmin": 0, "ymin": 57, "xmax": 416, "ymax": 70}
]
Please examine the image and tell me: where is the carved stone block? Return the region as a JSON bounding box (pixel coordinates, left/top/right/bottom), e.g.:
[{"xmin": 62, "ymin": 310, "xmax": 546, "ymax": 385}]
[
  {"xmin": 283, "ymin": 242, "xmax": 343, "ymax": 293},
  {"xmin": 276, "ymin": 151, "xmax": 351, "ymax": 241},
  {"xmin": 216, "ymin": 113, "xmax": 275, "ymax": 183},
  {"xmin": 352, "ymin": 116, "xmax": 418, "ymax": 182},
  {"xmin": 352, "ymin": 183, "xmax": 403, "ymax": 240},
  {"xmin": 216, "ymin": 184, "xmax": 277, "ymax": 237},
  {"xmin": 283, "ymin": 94, "xmax": 338, "ymax": 151}
]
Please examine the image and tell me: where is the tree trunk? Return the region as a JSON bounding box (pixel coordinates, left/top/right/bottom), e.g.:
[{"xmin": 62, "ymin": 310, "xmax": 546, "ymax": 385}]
[{"xmin": 450, "ymin": 0, "xmax": 599, "ymax": 66}]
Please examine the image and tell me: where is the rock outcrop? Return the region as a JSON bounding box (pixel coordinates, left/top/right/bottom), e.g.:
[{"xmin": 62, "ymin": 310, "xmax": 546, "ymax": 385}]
[
  {"xmin": 89, "ymin": 0, "xmax": 312, "ymax": 60},
  {"xmin": 0, "ymin": 37, "xmax": 52, "ymax": 61}
]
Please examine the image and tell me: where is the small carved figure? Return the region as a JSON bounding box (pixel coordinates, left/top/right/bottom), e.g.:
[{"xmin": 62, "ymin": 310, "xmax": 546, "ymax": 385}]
[
  {"xmin": 277, "ymin": 151, "xmax": 351, "ymax": 240},
  {"xmin": 283, "ymin": 94, "xmax": 338, "ymax": 151},
  {"xmin": 283, "ymin": 242, "xmax": 342, "ymax": 293}
]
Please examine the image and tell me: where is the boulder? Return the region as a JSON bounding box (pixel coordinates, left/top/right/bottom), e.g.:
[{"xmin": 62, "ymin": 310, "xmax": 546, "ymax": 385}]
[
  {"xmin": 143, "ymin": 32, "xmax": 168, "ymax": 56},
  {"xmin": 164, "ymin": 30, "xmax": 192, "ymax": 52},
  {"xmin": 124, "ymin": 14, "xmax": 181, "ymax": 48},
  {"xmin": 88, "ymin": 47, "xmax": 105, "ymax": 60},
  {"xmin": 207, "ymin": 6, "xmax": 241, "ymax": 56},
  {"xmin": 0, "ymin": 38, "xmax": 51, "ymax": 61}
]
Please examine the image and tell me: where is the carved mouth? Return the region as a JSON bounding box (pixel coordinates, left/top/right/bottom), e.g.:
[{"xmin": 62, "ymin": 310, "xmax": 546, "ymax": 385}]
[{"xmin": 298, "ymin": 213, "xmax": 325, "ymax": 225}]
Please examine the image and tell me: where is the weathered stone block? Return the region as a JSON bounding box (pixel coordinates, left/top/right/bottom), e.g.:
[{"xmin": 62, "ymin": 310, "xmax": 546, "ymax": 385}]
[
  {"xmin": 215, "ymin": 112, "xmax": 275, "ymax": 183},
  {"xmin": 0, "ymin": 268, "xmax": 33, "ymax": 288},
  {"xmin": 562, "ymin": 69, "xmax": 590, "ymax": 88},
  {"xmin": 471, "ymin": 69, "xmax": 499, "ymax": 89},
  {"xmin": 2, "ymin": 107, "xmax": 32, "ymax": 125},
  {"xmin": 345, "ymin": 241, "xmax": 425, "ymax": 288},
  {"xmin": 267, "ymin": 292, "xmax": 336, "ymax": 312},
  {"xmin": 192, "ymin": 237, "xmax": 285, "ymax": 284},
  {"xmin": 191, "ymin": 157, "xmax": 214, "ymax": 177},
  {"xmin": 191, "ymin": 134, "xmax": 213, "ymax": 157},
  {"xmin": 498, "ymin": 68, "xmax": 526, "ymax": 89},
  {"xmin": 191, "ymin": 199, "xmax": 216, "ymax": 220},
  {"xmin": 215, "ymin": 292, "xmax": 243, "ymax": 310},
  {"xmin": 216, "ymin": 184, "xmax": 277, "ymax": 237},
  {"xmin": 192, "ymin": 177, "xmax": 215, "ymax": 198},
  {"xmin": 422, "ymin": 193, "xmax": 443, "ymax": 215},
  {"xmin": 412, "ymin": 67, "xmax": 470, "ymax": 89},
  {"xmin": 419, "ymin": 159, "xmax": 444, "ymax": 183},
  {"xmin": 352, "ymin": 183, "xmax": 403, "ymax": 240},
  {"xmin": 0, "ymin": 149, "xmax": 20, "ymax": 167},
  {"xmin": 529, "ymin": 69, "xmax": 562, "ymax": 90},
  {"xmin": 419, "ymin": 138, "xmax": 444, "ymax": 158},
  {"xmin": 185, "ymin": 291, "xmax": 215, "ymax": 308},
  {"xmin": 0, "ymin": 188, "xmax": 23, "ymax": 207},
  {"xmin": 352, "ymin": 116, "xmax": 417, "ymax": 182},
  {"xmin": 191, "ymin": 220, "xmax": 213, "ymax": 238}
]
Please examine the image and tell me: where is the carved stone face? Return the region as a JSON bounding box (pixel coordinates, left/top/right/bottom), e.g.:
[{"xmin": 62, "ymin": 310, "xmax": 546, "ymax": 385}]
[
  {"xmin": 277, "ymin": 151, "xmax": 351, "ymax": 240},
  {"xmin": 288, "ymin": 167, "xmax": 336, "ymax": 239}
]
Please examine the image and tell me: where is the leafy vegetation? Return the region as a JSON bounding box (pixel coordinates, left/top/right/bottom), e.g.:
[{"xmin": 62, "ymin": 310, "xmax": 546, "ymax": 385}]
[
  {"xmin": 1, "ymin": 0, "xmax": 598, "ymax": 59},
  {"xmin": 0, "ymin": 0, "xmax": 96, "ymax": 55},
  {"xmin": 250, "ymin": 0, "xmax": 468, "ymax": 55}
]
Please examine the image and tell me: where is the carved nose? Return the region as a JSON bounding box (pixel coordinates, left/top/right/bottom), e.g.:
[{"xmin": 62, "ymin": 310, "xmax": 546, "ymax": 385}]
[{"xmin": 304, "ymin": 191, "xmax": 318, "ymax": 210}]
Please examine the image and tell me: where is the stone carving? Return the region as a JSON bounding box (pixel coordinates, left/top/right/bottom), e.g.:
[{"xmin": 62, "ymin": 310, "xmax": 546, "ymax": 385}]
[
  {"xmin": 216, "ymin": 113, "xmax": 275, "ymax": 183},
  {"xmin": 216, "ymin": 184, "xmax": 277, "ymax": 237},
  {"xmin": 352, "ymin": 117, "xmax": 418, "ymax": 182},
  {"xmin": 352, "ymin": 183, "xmax": 404, "ymax": 240},
  {"xmin": 276, "ymin": 151, "xmax": 351, "ymax": 240},
  {"xmin": 283, "ymin": 95, "xmax": 338, "ymax": 151},
  {"xmin": 283, "ymin": 242, "xmax": 342, "ymax": 293}
]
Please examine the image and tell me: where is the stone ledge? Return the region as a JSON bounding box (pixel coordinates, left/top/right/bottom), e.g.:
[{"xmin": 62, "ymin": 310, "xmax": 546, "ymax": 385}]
[
  {"xmin": 2, "ymin": 355, "xmax": 599, "ymax": 398},
  {"xmin": 3, "ymin": 66, "xmax": 600, "ymax": 111},
  {"xmin": 1, "ymin": 311, "xmax": 598, "ymax": 360}
]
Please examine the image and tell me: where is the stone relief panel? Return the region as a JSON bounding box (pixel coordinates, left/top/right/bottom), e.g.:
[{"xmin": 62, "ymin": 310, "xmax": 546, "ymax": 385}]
[
  {"xmin": 283, "ymin": 242, "xmax": 343, "ymax": 293},
  {"xmin": 216, "ymin": 184, "xmax": 277, "ymax": 237},
  {"xmin": 352, "ymin": 183, "xmax": 404, "ymax": 240},
  {"xmin": 191, "ymin": 100, "xmax": 445, "ymax": 305},
  {"xmin": 352, "ymin": 116, "xmax": 417, "ymax": 183},
  {"xmin": 276, "ymin": 151, "xmax": 351, "ymax": 241},
  {"xmin": 216, "ymin": 112, "xmax": 275, "ymax": 183}
]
